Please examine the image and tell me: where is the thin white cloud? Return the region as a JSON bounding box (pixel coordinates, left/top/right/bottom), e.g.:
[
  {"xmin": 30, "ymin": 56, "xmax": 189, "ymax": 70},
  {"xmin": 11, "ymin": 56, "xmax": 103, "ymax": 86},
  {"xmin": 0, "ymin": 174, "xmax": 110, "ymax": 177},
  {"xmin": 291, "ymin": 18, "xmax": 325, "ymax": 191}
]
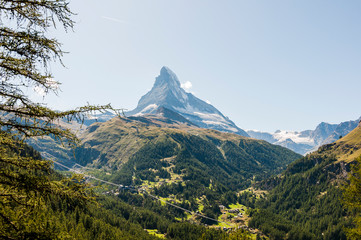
[
  {"xmin": 181, "ymin": 81, "xmax": 192, "ymax": 92},
  {"xmin": 101, "ymin": 16, "xmax": 126, "ymax": 24}
]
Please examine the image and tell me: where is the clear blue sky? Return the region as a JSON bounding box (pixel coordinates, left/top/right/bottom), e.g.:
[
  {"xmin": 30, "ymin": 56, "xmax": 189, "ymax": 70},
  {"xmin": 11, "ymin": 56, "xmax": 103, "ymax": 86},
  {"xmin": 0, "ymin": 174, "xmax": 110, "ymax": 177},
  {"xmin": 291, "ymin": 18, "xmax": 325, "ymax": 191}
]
[{"xmin": 39, "ymin": 0, "xmax": 361, "ymax": 132}]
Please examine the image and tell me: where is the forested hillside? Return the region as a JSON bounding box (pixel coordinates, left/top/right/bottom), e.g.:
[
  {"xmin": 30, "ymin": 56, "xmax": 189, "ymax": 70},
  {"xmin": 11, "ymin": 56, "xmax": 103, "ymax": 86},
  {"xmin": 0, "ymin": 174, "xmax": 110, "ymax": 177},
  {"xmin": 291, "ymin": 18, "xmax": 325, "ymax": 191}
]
[{"xmin": 248, "ymin": 124, "xmax": 361, "ymax": 239}]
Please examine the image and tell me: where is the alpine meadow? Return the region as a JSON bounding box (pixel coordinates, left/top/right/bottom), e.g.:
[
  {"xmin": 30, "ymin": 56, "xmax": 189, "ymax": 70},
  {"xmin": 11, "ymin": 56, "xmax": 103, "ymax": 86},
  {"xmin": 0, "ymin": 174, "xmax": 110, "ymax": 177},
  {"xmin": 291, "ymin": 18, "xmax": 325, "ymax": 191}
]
[{"xmin": 1, "ymin": 1, "xmax": 361, "ymax": 240}]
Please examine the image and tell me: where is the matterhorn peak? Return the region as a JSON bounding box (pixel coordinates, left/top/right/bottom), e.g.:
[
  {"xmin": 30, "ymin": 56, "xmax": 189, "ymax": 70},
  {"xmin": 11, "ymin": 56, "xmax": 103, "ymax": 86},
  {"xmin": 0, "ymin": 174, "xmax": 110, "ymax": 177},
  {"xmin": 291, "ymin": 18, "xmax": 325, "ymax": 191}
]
[
  {"xmin": 154, "ymin": 66, "xmax": 181, "ymax": 89},
  {"xmin": 160, "ymin": 66, "xmax": 176, "ymax": 77},
  {"xmin": 127, "ymin": 67, "xmax": 249, "ymax": 137}
]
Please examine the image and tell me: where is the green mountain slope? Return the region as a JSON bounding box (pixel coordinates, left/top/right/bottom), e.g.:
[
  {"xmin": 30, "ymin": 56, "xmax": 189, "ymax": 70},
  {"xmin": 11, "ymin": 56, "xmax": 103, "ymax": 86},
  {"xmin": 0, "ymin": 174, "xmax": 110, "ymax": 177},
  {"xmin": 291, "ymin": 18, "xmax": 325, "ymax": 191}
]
[
  {"xmin": 326, "ymin": 121, "xmax": 361, "ymax": 162},
  {"xmin": 73, "ymin": 116, "xmax": 300, "ymax": 189},
  {"xmin": 249, "ymin": 123, "xmax": 361, "ymax": 239}
]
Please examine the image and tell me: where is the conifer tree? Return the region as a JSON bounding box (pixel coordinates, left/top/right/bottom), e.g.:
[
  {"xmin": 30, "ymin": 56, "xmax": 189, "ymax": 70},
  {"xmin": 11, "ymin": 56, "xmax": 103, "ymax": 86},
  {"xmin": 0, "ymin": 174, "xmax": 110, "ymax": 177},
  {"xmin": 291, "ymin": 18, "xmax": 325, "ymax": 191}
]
[
  {"xmin": 0, "ymin": 1, "xmax": 115, "ymax": 238},
  {"xmin": 0, "ymin": 0, "xmax": 113, "ymax": 140}
]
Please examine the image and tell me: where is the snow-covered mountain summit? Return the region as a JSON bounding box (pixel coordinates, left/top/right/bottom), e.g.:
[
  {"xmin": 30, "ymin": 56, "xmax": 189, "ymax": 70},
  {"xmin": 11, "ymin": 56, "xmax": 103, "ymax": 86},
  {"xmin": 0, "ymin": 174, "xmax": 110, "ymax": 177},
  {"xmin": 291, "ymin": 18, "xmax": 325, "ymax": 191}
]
[{"xmin": 127, "ymin": 66, "xmax": 249, "ymax": 137}]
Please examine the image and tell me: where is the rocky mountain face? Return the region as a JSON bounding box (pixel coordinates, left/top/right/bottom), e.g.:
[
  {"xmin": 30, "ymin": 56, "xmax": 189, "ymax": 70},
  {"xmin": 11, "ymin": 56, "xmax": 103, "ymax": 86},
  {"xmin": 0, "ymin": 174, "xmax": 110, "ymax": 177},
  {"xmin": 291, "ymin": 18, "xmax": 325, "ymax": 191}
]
[
  {"xmin": 321, "ymin": 119, "xmax": 360, "ymax": 145},
  {"xmin": 127, "ymin": 66, "xmax": 249, "ymax": 137},
  {"xmin": 247, "ymin": 117, "xmax": 361, "ymax": 155}
]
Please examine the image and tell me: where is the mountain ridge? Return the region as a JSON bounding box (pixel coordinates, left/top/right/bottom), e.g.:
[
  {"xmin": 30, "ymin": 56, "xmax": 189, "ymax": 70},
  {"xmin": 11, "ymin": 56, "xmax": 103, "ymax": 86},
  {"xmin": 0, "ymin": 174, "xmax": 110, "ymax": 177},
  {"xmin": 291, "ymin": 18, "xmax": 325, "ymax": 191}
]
[
  {"xmin": 247, "ymin": 117, "xmax": 361, "ymax": 155},
  {"xmin": 74, "ymin": 116, "xmax": 300, "ymax": 173}
]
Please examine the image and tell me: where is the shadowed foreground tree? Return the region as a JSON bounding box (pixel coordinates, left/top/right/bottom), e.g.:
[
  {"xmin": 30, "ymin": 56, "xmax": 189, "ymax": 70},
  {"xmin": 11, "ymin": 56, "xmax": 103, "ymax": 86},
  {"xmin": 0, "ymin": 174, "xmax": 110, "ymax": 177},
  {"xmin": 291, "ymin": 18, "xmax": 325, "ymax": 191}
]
[{"xmin": 0, "ymin": 1, "xmax": 117, "ymax": 239}]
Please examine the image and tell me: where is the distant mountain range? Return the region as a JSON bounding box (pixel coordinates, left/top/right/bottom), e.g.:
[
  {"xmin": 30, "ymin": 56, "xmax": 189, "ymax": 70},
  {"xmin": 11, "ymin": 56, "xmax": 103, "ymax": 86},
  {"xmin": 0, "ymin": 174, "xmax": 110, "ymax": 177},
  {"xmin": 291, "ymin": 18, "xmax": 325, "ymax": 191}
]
[{"xmin": 247, "ymin": 117, "xmax": 361, "ymax": 155}]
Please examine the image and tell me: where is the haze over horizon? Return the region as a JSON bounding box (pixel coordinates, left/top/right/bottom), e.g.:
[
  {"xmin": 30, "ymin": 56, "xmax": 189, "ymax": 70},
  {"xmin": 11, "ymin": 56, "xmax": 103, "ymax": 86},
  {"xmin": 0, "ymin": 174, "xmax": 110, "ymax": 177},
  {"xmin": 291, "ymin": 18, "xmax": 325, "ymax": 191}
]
[{"xmin": 34, "ymin": 0, "xmax": 361, "ymax": 132}]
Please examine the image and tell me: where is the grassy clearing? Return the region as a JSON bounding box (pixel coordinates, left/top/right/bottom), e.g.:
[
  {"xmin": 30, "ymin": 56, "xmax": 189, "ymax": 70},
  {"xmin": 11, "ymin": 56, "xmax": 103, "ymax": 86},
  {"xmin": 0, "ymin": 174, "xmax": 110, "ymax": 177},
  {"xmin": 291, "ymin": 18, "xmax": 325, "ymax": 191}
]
[
  {"xmin": 141, "ymin": 180, "xmax": 157, "ymax": 188},
  {"xmin": 145, "ymin": 229, "xmax": 165, "ymax": 239},
  {"xmin": 239, "ymin": 187, "xmax": 268, "ymax": 199},
  {"xmin": 228, "ymin": 203, "xmax": 246, "ymax": 210},
  {"xmin": 197, "ymin": 201, "xmax": 204, "ymax": 212},
  {"xmin": 216, "ymin": 214, "xmax": 234, "ymax": 228}
]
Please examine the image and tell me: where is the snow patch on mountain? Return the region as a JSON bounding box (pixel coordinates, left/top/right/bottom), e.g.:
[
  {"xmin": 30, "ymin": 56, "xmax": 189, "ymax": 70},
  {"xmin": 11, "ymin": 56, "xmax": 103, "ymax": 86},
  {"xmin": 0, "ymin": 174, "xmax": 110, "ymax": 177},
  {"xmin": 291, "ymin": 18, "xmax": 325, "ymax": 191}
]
[
  {"xmin": 191, "ymin": 112, "xmax": 237, "ymax": 131},
  {"xmin": 133, "ymin": 104, "xmax": 158, "ymax": 116},
  {"xmin": 273, "ymin": 130, "xmax": 315, "ymax": 145},
  {"xmin": 193, "ymin": 112, "xmax": 225, "ymax": 122}
]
